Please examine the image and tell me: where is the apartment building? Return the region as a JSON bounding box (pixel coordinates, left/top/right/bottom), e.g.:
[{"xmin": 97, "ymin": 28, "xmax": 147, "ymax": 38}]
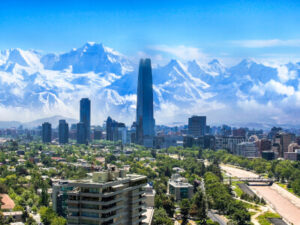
[{"xmin": 52, "ymin": 168, "xmax": 148, "ymax": 225}]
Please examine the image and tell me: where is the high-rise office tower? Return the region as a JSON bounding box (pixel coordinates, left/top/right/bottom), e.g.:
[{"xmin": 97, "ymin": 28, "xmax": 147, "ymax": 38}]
[
  {"xmin": 42, "ymin": 122, "xmax": 52, "ymax": 143},
  {"xmin": 136, "ymin": 58, "xmax": 155, "ymax": 148},
  {"xmin": 80, "ymin": 98, "xmax": 91, "ymax": 143},
  {"xmin": 106, "ymin": 116, "xmax": 113, "ymax": 141},
  {"xmin": 188, "ymin": 116, "xmax": 206, "ymax": 137},
  {"xmin": 77, "ymin": 122, "xmax": 87, "ymax": 144},
  {"xmin": 58, "ymin": 120, "xmax": 69, "ymax": 144}
]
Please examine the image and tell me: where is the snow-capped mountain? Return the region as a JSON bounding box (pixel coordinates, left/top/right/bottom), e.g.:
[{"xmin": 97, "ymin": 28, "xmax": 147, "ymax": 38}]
[{"xmin": 0, "ymin": 42, "xmax": 300, "ymax": 126}]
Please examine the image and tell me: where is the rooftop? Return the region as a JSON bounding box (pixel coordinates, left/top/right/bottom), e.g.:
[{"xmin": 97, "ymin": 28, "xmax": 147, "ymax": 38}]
[{"xmin": 0, "ymin": 194, "xmax": 15, "ymax": 210}]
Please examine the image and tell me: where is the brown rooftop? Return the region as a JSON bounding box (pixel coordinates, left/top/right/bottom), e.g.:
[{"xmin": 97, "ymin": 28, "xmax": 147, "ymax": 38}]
[{"xmin": 0, "ymin": 194, "xmax": 15, "ymax": 210}]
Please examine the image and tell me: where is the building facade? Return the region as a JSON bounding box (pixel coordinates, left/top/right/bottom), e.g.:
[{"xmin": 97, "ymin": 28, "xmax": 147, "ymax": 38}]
[
  {"xmin": 106, "ymin": 117, "xmax": 128, "ymax": 144},
  {"xmin": 77, "ymin": 122, "xmax": 87, "ymax": 144},
  {"xmin": 80, "ymin": 98, "xmax": 91, "ymax": 143},
  {"xmin": 59, "ymin": 120, "xmax": 69, "ymax": 144},
  {"xmin": 52, "ymin": 169, "xmax": 148, "ymax": 225},
  {"xmin": 136, "ymin": 59, "xmax": 155, "ymax": 148},
  {"xmin": 236, "ymin": 142, "xmax": 258, "ymax": 158},
  {"xmin": 188, "ymin": 116, "xmax": 206, "ymax": 137},
  {"xmin": 168, "ymin": 174, "xmax": 193, "ymax": 201},
  {"xmin": 215, "ymin": 136, "xmax": 245, "ymax": 153},
  {"xmin": 42, "ymin": 122, "xmax": 52, "ymax": 143}
]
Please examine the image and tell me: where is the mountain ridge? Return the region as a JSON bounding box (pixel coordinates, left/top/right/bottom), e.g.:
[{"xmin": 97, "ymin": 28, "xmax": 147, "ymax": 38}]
[{"xmin": 0, "ymin": 42, "xmax": 300, "ymax": 126}]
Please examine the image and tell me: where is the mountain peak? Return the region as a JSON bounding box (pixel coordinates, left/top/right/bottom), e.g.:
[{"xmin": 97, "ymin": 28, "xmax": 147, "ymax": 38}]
[
  {"xmin": 168, "ymin": 59, "xmax": 184, "ymax": 68},
  {"xmin": 208, "ymin": 59, "xmax": 220, "ymax": 65},
  {"xmin": 238, "ymin": 58, "xmax": 258, "ymax": 67}
]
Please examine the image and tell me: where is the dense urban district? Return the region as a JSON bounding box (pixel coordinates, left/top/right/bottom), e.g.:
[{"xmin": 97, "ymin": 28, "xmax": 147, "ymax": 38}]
[
  {"xmin": 0, "ymin": 58, "xmax": 300, "ymax": 225},
  {"xmin": 0, "ymin": 140, "xmax": 299, "ymax": 225}
]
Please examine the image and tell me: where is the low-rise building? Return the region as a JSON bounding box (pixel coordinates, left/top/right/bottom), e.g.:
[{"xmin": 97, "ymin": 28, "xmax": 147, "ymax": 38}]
[
  {"xmin": 0, "ymin": 194, "xmax": 15, "ymax": 211},
  {"xmin": 168, "ymin": 174, "xmax": 193, "ymax": 201}
]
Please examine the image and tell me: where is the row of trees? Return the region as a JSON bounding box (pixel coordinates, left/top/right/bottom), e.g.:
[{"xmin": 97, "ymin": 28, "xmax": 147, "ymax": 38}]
[
  {"xmin": 204, "ymin": 149, "xmax": 300, "ymax": 196},
  {"xmin": 204, "ymin": 172, "xmax": 251, "ymax": 225}
]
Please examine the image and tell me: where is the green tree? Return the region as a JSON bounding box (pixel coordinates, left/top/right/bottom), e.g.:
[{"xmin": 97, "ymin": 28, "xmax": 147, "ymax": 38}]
[
  {"xmin": 0, "ymin": 211, "xmax": 7, "ymax": 225},
  {"xmin": 39, "ymin": 206, "xmax": 56, "ymax": 225},
  {"xmin": 50, "ymin": 217, "xmax": 67, "ymax": 225},
  {"xmin": 192, "ymin": 190, "xmax": 207, "ymax": 223},
  {"xmin": 40, "ymin": 186, "xmax": 49, "ymax": 206},
  {"xmin": 152, "ymin": 208, "xmax": 173, "ymax": 225},
  {"xmin": 180, "ymin": 199, "xmax": 190, "ymax": 225}
]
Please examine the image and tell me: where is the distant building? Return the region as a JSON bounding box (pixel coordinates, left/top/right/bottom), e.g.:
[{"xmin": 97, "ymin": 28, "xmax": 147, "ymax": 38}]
[
  {"xmin": 183, "ymin": 135, "xmax": 215, "ymax": 149},
  {"xmin": 284, "ymin": 150, "xmax": 300, "ymax": 161},
  {"xmin": 220, "ymin": 125, "xmax": 232, "ymax": 136},
  {"xmin": 93, "ymin": 129, "xmax": 102, "ymax": 140},
  {"xmin": 42, "ymin": 122, "xmax": 52, "ymax": 143},
  {"xmin": 188, "ymin": 116, "xmax": 206, "ymax": 137},
  {"xmin": 268, "ymin": 127, "xmax": 282, "ymax": 139},
  {"xmin": 257, "ymin": 138, "xmax": 271, "ymax": 156},
  {"xmin": 76, "ymin": 122, "xmax": 87, "ymax": 144},
  {"xmin": 288, "ymin": 143, "xmax": 300, "ymax": 152},
  {"xmin": 106, "ymin": 117, "xmax": 128, "ymax": 144},
  {"xmin": 136, "ymin": 58, "xmax": 155, "ymax": 148},
  {"xmin": 236, "ymin": 142, "xmax": 258, "ymax": 158},
  {"xmin": 232, "ymin": 128, "xmax": 246, "ymax": 137},
  {"xmin": 168, "ymin": 174, "xmax": 193, "ymax": 201},
  {"xmin": 215, "ymin": 136, "xmax": 245, "ymax": 153},
  {"xmin": 80, "ymin": 98, "xmax": 91, "ymax": 143},
  {"xmin": 261, "ymin": 151, "xmax": 275, "ymax": 160},
  {"xmin": 58, "ymin": 120, "xmax": 69, "ymax": 144},
  {"xmin": 273, "ymin": 132, "xmax": 295, "ymax": 157},
  {"xmin": 52, "ymin": 168, "xmax": 148, "ymax": 224}
]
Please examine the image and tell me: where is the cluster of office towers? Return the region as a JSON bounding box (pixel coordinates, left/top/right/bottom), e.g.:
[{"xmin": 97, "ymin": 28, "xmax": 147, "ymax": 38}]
[
  {"xmin": 42, "ymin": 58, "xmax": 155, "ymax": 147},
  {"xmin": 42, "ymin": 98, "xmax": 91, "ymax": 144}
]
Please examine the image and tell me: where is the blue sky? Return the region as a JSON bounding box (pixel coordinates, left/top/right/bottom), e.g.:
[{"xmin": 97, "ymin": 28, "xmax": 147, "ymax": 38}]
[{"xmin": 1, "ymin": 0, "xmax": 300, "ymax": 64}]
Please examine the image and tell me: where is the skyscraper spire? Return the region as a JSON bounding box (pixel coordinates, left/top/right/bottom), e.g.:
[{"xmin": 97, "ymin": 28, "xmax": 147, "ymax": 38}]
[{"xmin": 136, "ymin": 58, "xmax": 155, "ymax": 147}]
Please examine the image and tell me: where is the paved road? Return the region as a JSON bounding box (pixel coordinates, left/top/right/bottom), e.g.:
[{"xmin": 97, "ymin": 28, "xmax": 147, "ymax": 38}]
[{"xmin": 221, "ymin": 164, "xmax": 300, "ymax": 225}]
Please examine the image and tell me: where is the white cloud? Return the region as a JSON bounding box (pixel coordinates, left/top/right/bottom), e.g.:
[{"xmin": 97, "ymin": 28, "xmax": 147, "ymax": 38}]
[
  {"xmin": 231, "ymin": 39, "xmax": 300, "ymax": 48},
  {"xmin": 265, "ymin": 80, "xmax": 295, "ymax": 96},
  {"xmin": 149, "ymin": 45, "xmax": 209, "ymax": 62}
]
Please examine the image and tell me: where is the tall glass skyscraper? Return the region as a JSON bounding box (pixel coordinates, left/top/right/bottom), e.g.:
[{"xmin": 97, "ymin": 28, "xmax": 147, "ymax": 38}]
[
  {"xmin": 79, "ymin": 98, "xmax": 91, "ymax": 143},
  {"xmin": 58, "ymin": 120, "xmax": 69, "ymax": 144},
  {"xmin": 42, "ymin": 122, "xmax": 52, "ymax": 143},
  {"xmin": 136, "ymin": 58, "xmax": 155, "ymax": 147}
]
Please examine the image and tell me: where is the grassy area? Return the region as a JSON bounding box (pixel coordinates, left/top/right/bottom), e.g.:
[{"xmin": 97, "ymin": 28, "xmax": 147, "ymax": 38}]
[
  {"xmin": 249, "ymin": 211, "xmax": 257, "ymax": 216},
  {"xmin": 232, "ymin": 181, "xmax": 244, "ymax": 197},
  {"xmin": 257, "ymin": 211, "xmax": 281, "ymax": 225},
  {"xmin": 277, "ymin": 182, "xmax": 300, "ymax": 197},
  {"xmin": 240, "ymin": 201, "xmax": 259, "ymax": 210}
]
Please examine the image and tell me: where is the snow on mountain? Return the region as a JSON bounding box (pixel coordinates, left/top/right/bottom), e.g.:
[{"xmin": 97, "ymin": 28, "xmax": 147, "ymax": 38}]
[
  {"xmin": 0, "ymin": 42, "xmax": 300, "ymax": 126},
  {"xmin": 41, "ymin": 42, "xmax": 133, "ymax": 74}
]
